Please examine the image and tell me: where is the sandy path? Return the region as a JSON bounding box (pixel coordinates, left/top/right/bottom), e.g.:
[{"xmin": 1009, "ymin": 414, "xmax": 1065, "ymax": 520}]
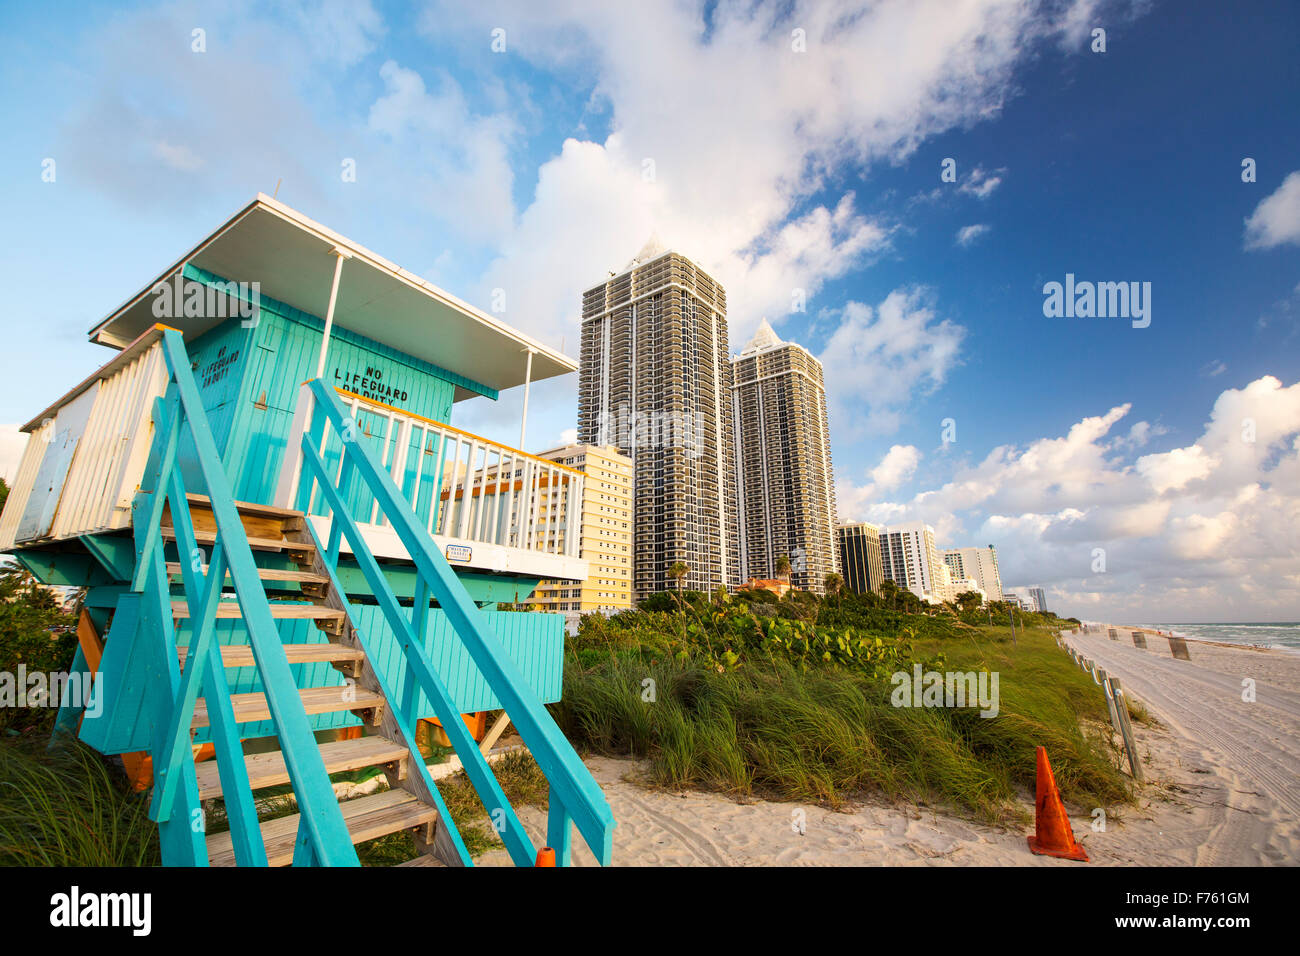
[{"xmin": 1064, "ymin": 629, "xmax": 1300, "ymax": 865}]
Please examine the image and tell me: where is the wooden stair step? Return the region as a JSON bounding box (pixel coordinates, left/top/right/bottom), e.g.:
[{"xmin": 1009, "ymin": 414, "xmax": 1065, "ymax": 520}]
[
  {"xmin": 161, "ymin": 527, "xmax": 314, "ymax": 554},
  {"xmin": 184, "ymin": 493, "xmax": 305, "ymax": 521},
  {"xmin": 193, "ymin": 686, "xmax": 384, "ymax": 729},
  {"xmin": 206, "ymin": 790, "xmax": 440, "ymax": 867},
  {"xmin": 397, "ymin": 854, "xmax": 445, "ymax": 867},
  {"xmin": 165, "ymin": 563, "xmax": 328, "ymax": 585},
  {"xmin": 194, "ymin": 735, "xmax": 409, "ymax": 800},
  {"xmin": 171, "ymin": 601, "xmax": 344, "ymax": 622},
  {"xmin": 178, "ymin": 641, "xmax": 364, "ymax": 669}
]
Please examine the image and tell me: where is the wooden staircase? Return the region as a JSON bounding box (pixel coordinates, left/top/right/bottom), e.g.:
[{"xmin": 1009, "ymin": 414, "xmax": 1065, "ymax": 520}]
[
  {"xmin": 105, "ymin": 335, "xmax": 613, "ymax": 866},
  {"xmin": 162, "ymin": 494, "xmax": 454, "ymax": 867}
]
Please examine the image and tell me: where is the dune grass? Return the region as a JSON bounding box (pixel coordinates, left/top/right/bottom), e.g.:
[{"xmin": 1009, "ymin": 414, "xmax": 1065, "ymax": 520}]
[
  {"xmin": 0, "ymin": 732, "xmax": 160, "ymax": 866},
  {"xmin": 0, "ymin": 723, "xmax": 553, "ymax": 866},
  {"xmin": 552, "ymin": 624, "xmax": 1130, "ymax": 824}
]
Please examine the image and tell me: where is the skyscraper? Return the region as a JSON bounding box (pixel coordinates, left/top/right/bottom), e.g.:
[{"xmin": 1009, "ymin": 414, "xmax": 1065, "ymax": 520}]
[
  {"xmin": 942, "ymin": 546, "xmax": 1004, "ymax": 602},
  {"xmin": 879, "ymin": 521, "xmax": 944, "ymax": 602},
  {"xmin": 578, "ymin": 240, "xmax": 738, "ymax": 599},
  {"xmin": 837, "ymin": 522, "xmax": 884, "ymax": 594},
  {"xmin": 731, "ymin": 319, "xmax": 838, "ymax": 593}
]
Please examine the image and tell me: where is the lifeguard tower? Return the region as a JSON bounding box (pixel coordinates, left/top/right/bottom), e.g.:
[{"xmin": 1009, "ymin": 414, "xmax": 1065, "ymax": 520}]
[{"xmin": 0, "ymin": 195, "xmax": 614, "ymax": 867}]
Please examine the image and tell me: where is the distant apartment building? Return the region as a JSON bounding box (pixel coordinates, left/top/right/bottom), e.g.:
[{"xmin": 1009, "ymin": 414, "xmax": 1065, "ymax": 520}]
[
  {"xmin": 1026, "ymin": 587, "xmax": 1048, "ymax": 613},
  {"xmin": 577, "ymin": 239, "xmax": 739, "ymax": 600},
  {"xmin": 879, "ymin": 521, "xmax": 944, "ymax": 602},
  {"xmin": 731, "ymin": 319, "xmax": 838, "ymax": 594},
  {"xmin": 837, "ymin": 521, "xmax": 885, "ymax": 594},
  {"xmin": 1010, "ymin": 586, "xmax": 1048, "ymax": 613},
  {"xmin": 942, "ymin": 546, "xmax": 1004, "ymax": 602},
  {"xmin": 529, "ymin": 444, "xmax": 633, "ymax": 613},
  {"xmin": 939, "ymin": 570, "xmax": 986, "ymax": 604}
]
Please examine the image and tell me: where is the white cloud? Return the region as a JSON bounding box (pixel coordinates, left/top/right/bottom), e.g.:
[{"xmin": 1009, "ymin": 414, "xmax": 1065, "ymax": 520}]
[
  {"xmin": 289, "ymin": 0, "xmax": 385, "ymax": 66},
  {"xmin": 0, "ymin": 425, "xmax": 27, "ymax": 484},
  {"xmin": 837, "ymin": 444, "xmax": 920, "ymax": 520},
  {"xmin": 55, "ymin": 1, "xmax": 387, "ymax": 209},
  {"xmin": 955, "ymin": 223, "xmax": 991, "ymax": 246},
  {"xmin": 836, "ymin": 376, "xmax": 1300, "ymax": 621},
  {"xmin": 47, "ymin": 0, "xmax": 1135, "ymax": 453},
  {"xmin": 819, "ymin": 288, "xmax": 965, "ymax": 437},
  {"xmin": 414, "ymin": 0, "xmax": 1126, "ymax": 350},
  {"xmin": 838, "ymin": 444, "xmax": 921, "ymax": 522},
  {"xmin": 1245, "ymin": 170, "xmax": 1300, "ymax": 250},
  {"xmin": 959, "ymin": 165, "xmax": 1005, "ymax": 199},
  {"xmin": 1137, "ymin": 444, "xmax": 1217, "ymax": 494},
  {"xmin": 872, "ymin": 444, "xmax": 922, "ymax": 490},
  {"xmin": 366, "ymin": 61, "xmax": 519, "ymax": 245},
  {"xmin": 1115, "ymin": 420, "xmax": 1166, "ymax": 450}
]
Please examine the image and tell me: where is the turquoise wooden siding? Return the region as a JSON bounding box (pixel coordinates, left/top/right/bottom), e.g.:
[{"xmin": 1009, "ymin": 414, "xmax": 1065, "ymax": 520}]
[
  {"xmin": 231, "ymin": 309, "xmax": 458, "ymax": 506},
  {"xmin": 356, "ymin": 607, "xmax": 565, "ymax": 716},
  {"xmin": 177, "ymin": 264, "xmax": 496, "ymax": 507},
  {"xmin": 176, "ymin": 319, "xmax": 258, "ymax": 494},
  {"xmin": 175, "ymin": 608, "xmax": 563, "ymax": 742}
]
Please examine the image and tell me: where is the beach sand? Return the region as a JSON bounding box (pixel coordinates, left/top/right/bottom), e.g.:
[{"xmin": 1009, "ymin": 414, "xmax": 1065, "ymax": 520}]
[{"xmin": 477, "ymin": 632, "xmax": 1300, "ymax": 866}]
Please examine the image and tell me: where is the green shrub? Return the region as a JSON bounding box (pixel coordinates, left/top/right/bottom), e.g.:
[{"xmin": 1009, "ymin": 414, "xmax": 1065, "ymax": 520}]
[
  {"xmin": 0, "ymin": 566, "xmax": 79, "ymax": 735},
  {"xmin": 553, "ymin": 623, "xmax": 1130, "ymax": 823}
]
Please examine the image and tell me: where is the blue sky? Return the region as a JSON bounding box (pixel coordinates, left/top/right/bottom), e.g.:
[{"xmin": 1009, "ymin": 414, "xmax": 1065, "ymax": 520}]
[{"xmin": 1, "ymin": 0, "xmax": 1298, "ymax": 621}]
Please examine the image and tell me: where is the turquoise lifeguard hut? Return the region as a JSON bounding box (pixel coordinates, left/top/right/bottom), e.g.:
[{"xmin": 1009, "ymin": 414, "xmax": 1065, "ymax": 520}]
[{"xmin": 0, "ymin": 195, "xmax": 614, "ymax": 867}]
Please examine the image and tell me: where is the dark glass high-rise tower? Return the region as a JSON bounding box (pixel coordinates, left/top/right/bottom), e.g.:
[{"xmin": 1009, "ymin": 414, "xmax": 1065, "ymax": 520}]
[{"xmin": 578, "ymin": 240, "xmax": 739, "ymax": 599}]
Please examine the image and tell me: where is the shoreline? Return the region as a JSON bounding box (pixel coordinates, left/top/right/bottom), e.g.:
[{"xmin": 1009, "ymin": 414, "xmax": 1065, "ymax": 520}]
[
  {"xmin": 1120, "ymin": 626, "xmax": 1289, "ymax": 653},
  {"xmin": 1114, "ymin": 623, "xmax": 1299, "ymax": 655}
]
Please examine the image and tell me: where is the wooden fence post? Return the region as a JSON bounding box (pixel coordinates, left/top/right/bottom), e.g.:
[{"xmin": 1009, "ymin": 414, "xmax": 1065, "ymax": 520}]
[{"xmin": 1108, "ymin": 677, "xmax": 1144, "ymax": 783}]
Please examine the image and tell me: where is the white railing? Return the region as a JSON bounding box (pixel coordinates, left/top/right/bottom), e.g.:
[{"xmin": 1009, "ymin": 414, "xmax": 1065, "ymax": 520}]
[
  {"xmin": 275, "ymin": 383, "xmax": 585, "ymax": 567},
  {"xmin": 0, "ymin": 327, "xmax": 169, "ymax": 551}
]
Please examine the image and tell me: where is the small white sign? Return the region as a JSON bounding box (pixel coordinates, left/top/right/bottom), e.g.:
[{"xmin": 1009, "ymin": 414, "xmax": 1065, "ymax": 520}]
[{"xmin": 446, "ymin": 544, "xmax": 472, "ymax": 563}]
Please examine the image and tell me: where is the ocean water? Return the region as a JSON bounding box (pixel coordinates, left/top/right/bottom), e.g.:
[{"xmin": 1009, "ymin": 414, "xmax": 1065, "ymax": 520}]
[{"xmin": 1137, "ymin": 622, "xmax": 1300, "ymax": 651}]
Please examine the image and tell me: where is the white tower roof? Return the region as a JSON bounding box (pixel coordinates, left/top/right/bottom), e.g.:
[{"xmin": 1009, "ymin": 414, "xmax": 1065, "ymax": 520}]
[
  {"xmin": 741, "ymin": 317, "xmax": 783, "ymax": 354},
  {"xmin": 623, "ymin": 232, "xmax": 667, "ymax": 271}
]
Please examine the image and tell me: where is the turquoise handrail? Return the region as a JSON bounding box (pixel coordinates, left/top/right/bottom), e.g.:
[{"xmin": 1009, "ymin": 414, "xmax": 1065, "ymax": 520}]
[
  {"xmin": 296, "ymin": 378, "xmax": 616, "ymax": 866},
  {"xmin": 137, "ymin": 329, "xmax": 359, "ymax": 866}
]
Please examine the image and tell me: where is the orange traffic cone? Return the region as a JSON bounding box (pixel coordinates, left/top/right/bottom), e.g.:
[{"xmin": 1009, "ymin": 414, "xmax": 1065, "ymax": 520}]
[
  {"xmin": 1027, "ymin": 746, "xmax": 1089, "ymax": 861},
  {"xmin": 535, "ymin": 847, "xmax": 556, "ymax": 867}
]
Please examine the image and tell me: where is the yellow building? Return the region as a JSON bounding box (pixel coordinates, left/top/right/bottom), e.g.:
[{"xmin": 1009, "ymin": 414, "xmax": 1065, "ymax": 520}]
[{"xmin": 529, "ymin": 444, "xmax": 633, "ymax": 613}]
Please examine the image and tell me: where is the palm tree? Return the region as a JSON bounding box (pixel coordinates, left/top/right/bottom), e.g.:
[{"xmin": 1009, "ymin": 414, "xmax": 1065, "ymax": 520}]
[
  {"xmin": 823, "ymin": 572, "xmax": 842, "ymax": 599},
  {"xmin": 667, "ymin": 561, "xmax": 689, "ymax": 617},
  {"xmin": 774, "ymin": 554, "xmax": 791, "ymax": 586}
]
